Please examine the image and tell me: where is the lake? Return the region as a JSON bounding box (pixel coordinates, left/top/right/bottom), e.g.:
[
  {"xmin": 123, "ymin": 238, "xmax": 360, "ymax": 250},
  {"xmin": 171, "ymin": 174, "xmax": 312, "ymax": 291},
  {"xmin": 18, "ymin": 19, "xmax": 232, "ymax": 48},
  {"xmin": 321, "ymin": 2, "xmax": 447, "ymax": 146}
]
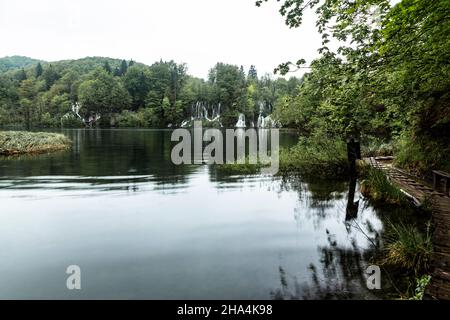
[{"xmin": 0, "ymin": 129, "xmax": 389, "ymax": 299}]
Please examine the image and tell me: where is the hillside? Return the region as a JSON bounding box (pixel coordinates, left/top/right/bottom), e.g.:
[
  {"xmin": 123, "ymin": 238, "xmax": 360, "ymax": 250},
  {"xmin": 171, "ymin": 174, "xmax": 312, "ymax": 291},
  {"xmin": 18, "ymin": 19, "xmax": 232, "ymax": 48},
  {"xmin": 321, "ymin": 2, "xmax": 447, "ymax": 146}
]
[{"xmin": 0, "ymin": 56, "xmax": 43, "ymax": 73}]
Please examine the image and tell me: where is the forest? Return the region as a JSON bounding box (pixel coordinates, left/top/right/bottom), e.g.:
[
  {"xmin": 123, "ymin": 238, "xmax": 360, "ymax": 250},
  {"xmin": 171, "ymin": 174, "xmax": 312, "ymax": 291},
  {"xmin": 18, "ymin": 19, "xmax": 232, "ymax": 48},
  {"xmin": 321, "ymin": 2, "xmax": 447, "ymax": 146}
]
[{"xmin": 0, "ymin": 56, "xmax": 301, "ymax": 129}]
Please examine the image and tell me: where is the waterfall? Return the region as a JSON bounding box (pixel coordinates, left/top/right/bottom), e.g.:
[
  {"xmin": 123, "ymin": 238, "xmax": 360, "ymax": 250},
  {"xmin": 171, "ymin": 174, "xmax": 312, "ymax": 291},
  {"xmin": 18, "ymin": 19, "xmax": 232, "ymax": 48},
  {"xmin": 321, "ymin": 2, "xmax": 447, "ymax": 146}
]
[
  {"xmin": 182, "ymin": 101, "xmax": 223, "ymax": 127},
  {"xmin": 235, "ymin": 113, "xmax": 246, "ymax": 128},
  {"xmin": 257, "ymin": 114, "xmax": 264, "ymax": 128}
]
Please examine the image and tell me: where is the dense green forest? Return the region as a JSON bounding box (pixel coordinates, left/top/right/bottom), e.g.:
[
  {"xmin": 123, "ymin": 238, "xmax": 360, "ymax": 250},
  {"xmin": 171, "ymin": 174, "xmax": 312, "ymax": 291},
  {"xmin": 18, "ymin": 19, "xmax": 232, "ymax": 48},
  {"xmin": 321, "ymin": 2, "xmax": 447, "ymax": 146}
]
[
  {"xmin": 264, "ymin": 0, "xmax": 449, "ymax": 174},
  {"xmin": 0, "ymin": 56, "xmax": 301, "ymax": 129}
]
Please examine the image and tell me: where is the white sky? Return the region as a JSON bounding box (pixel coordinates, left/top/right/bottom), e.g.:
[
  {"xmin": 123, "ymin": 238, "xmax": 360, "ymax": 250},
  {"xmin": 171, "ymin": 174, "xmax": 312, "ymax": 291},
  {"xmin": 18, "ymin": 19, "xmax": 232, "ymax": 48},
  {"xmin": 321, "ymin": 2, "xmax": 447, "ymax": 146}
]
[{"xmin": 0, "ymin": 0, "xmax": 322, "ymax": 79}]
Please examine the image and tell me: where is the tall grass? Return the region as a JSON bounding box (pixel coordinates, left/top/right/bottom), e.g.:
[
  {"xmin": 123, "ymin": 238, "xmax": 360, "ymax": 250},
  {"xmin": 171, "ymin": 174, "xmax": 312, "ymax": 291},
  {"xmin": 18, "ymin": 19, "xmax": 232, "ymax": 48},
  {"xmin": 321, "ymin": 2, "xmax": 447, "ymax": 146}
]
[
  {"xmin": 0, "ymin": 131, "xmax": 71, "ymax": 155},
  {"xmin": 383, "ymin": 221, "xmax": 433, "ymax": 276},
  {"xmin": 360, "ymin": 167, "xmax": 407, "ymax": 205}
]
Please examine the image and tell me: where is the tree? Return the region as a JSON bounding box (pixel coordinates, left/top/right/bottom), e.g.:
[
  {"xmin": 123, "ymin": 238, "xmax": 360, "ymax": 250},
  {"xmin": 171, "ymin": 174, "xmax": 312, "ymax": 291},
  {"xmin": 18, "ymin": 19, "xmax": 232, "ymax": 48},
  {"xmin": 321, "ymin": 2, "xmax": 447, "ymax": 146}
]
[
  {"xmin": 78, "ymin": 68, "xmax": 131, "ymax": 118},
  {"xmin": 18, "ymin": 79, "xmax": 37, "ymax": 129},
  {"xmin": 103, "ymin": 61, "xmax": 112, "ymax": 74},
  {"xmin": 16, "ymin": 68, "xmax": 27, "ymax": 81},
  {"xmin": 119, "ymin": 60, "xmax": 128, "ymax": 76},
  {"xmin": 35, "ymin": 62, "xmax": 43, "ymax": 77},
  {"xmin": 42, "ymin": 64, "xmax": 60, "ymax": 90},
  {"xmin": 258, "ymin": 0, "xmax": 450, "ymax": 172},
  {"xmin": 248, "ymin": 65, "xmax": 258, "ymax": 81},
  {"xmin": 123, "ymin": 65, "xmax": 152, "ymax": 110}
]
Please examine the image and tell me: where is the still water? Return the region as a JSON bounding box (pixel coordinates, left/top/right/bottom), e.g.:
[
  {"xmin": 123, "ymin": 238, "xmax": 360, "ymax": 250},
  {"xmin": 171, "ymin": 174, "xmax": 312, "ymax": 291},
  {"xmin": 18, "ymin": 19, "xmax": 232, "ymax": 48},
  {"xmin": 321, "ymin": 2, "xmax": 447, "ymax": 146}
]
[{"xmin": 0, "ymin": 129, "xmax": 387, "ymax": 299}]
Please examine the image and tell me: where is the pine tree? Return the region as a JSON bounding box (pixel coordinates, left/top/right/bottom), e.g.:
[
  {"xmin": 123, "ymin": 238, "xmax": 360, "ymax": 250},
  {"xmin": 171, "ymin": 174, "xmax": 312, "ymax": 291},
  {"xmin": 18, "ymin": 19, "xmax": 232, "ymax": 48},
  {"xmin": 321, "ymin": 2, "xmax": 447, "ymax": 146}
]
[
  {"xmin": 128, "ymin": 60, "xmax": 135, "ymax": 67},
  {"xmin": 103, "ymin": 61, "xmax": 112, "ymax": 74},
  {"xmin": 248, "ymin": 65, "xmax": 258, "ymax": 81},
  {"xmin": 35, "ymin": 62, "xmax": 43, "ymax": 77},
  {"xmin": 113, "ymin": 67, "xmax": 121, "ymax": 77},
  {"xmin": 17, "ymin": 68, "xmax": 27, "ymax": 81},
  {"xmin": 119, "ymin": 60, "xmax": 128, "ymax": 76}
]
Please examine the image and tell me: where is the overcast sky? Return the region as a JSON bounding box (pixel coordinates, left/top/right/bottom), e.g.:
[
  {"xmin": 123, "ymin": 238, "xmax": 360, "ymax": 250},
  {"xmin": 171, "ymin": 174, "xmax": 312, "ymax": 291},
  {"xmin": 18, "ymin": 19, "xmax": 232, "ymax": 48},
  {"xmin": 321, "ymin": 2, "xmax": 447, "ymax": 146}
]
[{"xmin": 0, "ymin": 0, "xmax": 322, "ymax": 79}]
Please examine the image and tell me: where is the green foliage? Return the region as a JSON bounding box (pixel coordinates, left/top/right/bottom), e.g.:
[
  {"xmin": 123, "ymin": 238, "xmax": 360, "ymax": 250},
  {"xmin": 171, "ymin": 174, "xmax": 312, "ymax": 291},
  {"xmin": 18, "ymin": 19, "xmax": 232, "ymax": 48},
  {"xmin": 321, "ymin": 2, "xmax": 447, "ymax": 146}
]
[
  {"xmin": 116, "ymin": 110, "xmax": 145, "ymax": 128},
  {"xmin": 0, "ymin": 56, "xmax": 300, "ymax": 129},
  {"xmin": 258, "ymin": 0, "xmax": 450, "ymax": 173},
  {"xmin": 78, "ymin": 68, "xmax": 131, "ymax": 115},
  {"xmin": 409, "ymin": 275, "xmax": 432, "ymax": 300},
  {"xmin": 360, "ymin": 136, "xmax": 395, "ymax": 158},
  {"xmin": 0, "ymin": 56, "xmax": 42, "ymax": 73},
  {"xmin": 61, "ymin": 114, "xmax": 84, "ymax": 128},
  {"xmin": 360, "ymin": 167, "xmax": 407, "ymax": 205},
  {"xmin": 395, "ymin": 133, "xmax": 450, "ymax": 176},
  {"xmin": 279, "ymin": 131, "xmax": 349, "ymax": 177},
  {"xmin": 214, "ymin": 157, "xmax": 263, "ymax": 175},
  {"xmin": 383, "ymin": 221, "xmax": 433, "ymax": 276}
]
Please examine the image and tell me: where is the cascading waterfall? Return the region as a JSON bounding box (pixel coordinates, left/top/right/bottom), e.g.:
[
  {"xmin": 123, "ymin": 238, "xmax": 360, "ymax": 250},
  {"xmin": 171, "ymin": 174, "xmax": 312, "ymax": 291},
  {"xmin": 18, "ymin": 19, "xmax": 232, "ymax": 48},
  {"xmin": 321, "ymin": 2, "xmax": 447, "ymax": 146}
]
[
  {"xmin": 235, "ymin": 113, "xmax": 246, "ymax": 128},
  {"xmin": 181, "ymin": 101, "xmax": 223, "ymax": 127}
]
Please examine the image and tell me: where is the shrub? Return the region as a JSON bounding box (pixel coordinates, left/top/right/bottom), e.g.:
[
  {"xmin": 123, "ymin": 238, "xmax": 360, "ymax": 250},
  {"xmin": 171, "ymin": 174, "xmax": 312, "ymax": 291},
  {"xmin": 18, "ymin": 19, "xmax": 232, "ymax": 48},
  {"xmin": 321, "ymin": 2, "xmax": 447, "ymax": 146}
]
[
  {"xmin": 395, "ymin": 132, "xmax": 450, "ymax": 176},
  {"xmin": 279, "ymin": 132, "xmax": 349, "ymax": 178},
  {"xmin": 61, "ymin": 113, "xmax": 85, "ymax": 128},
  {"xmin": 383, "ymin": 221, "xmax": 433, "ymax": 276},
  {"xmin": 116, "ymin": 110, "xmax": 144, "ymax": 128}
]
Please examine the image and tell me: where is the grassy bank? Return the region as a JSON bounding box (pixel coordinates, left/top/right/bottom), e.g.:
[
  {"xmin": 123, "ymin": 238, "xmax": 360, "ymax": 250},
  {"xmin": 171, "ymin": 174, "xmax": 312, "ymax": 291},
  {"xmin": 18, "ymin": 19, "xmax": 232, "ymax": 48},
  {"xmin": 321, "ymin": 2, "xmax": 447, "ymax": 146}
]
[{"xmin": 0, "ymin": 131, "xmax": 71, "ymax": 155}]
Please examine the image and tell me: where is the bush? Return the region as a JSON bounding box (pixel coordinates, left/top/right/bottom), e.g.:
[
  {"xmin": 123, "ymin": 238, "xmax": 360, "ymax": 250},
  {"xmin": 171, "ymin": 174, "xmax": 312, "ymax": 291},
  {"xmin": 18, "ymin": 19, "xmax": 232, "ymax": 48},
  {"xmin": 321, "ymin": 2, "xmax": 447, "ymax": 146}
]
[
  {"xmin": 383, "ymin": 221, "xmax": 433, "ymax": 276},
  {"xmin": 116, "ymin": 110, "xmax": 144, "ymax": 128},
  {"xmin": 279, "ymin": 132, "xmax": 349, "ymax": 178},
  {"xmin": 214, "ymin": 156, "xmax": 262, "ymax": 175},
  {"xmin": 61, "ymin": 113, "xmax": 85, "ymax": 128},
  {"xmin": 361, "ymin": 136, "xmax": 395, "ymax": 157},
  {"xmin": 116, "ymin": 108, "xmax": 158, "ymax": 128},
  {"xmin": 395, "ymin": 132, "xmax": 450, "ymax": 176}
]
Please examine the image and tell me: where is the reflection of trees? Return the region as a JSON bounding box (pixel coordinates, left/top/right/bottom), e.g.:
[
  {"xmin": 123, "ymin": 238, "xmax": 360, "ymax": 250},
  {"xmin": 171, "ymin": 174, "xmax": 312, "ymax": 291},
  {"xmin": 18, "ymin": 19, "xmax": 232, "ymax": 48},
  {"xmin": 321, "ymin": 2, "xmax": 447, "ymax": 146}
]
[
  {"xmin": 270, "ymin": 174, "xmax": 388, "ymax": 300},
  {"xmin": 0, "ymin": 130, "xmax": 196, "ymax": 188},
  {"xmin": 271, "ymin": 235, "xmax": 381, "ymax": 300}
]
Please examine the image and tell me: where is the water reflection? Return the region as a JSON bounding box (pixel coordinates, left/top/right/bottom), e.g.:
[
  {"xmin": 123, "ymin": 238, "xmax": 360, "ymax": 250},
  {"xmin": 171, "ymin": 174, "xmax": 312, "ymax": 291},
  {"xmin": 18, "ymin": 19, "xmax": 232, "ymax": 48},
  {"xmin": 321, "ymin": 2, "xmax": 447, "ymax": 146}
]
[
  {"xmin": 0, "ymin": 129, "xmax": 391, "ymax": 299},
  {"xmin": 271, "ymin": 175, "xmax": 385, "ymax": 300}
]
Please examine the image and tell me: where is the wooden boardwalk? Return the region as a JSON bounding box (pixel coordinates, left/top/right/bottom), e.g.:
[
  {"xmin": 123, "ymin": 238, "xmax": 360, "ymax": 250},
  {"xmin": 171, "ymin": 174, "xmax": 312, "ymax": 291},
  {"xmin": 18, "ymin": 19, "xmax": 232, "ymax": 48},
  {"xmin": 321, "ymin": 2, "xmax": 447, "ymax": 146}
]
[{"xmin": 364, "ymin": 157, "xmax": 450, "ymax": 300}]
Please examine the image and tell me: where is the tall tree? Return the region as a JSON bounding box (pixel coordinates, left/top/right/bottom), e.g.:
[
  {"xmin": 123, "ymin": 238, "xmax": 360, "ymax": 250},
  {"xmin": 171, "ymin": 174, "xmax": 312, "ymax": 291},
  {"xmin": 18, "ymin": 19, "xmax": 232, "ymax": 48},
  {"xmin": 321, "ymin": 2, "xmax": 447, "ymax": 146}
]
[
  {"xmin": 35, "ymin": 62, "xmax": 43, "ymax": 78},
  {"xmin": 123, "ymin": 65, "xmax": 152, "ymax": 110},
  {"xmin": 18, "ymin": 79, "xmax": 37, "ymax": 129},
  {"xmin": 103, "ymin": 61, "xmax": 112, "ymax": 74},
  {"xmin": 78, "ymin": 68, "xmax": 131, "ymax": 117},
  {"xmin": 42, "ymin": 64, "xmax": 60, "ymax": 90},
  {"xmin": 119, "ymin": 60, "xmax": 128, "ymax": 76},
  {"xmin": 16, "ymin": 68, "xmax": 27, "ymax": 81},
  {"xmin": 248, "ymin": 65, "xmax": 258, "ymax": 81}
]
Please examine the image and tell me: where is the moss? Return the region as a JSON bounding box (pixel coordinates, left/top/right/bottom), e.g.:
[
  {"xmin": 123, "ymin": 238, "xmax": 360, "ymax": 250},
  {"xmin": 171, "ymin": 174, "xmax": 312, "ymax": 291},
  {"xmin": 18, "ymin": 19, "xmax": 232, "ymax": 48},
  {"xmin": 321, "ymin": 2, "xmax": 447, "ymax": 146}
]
[{"xmin": 0, "ymin": 131, "xmax": 71, "ymax": 155}]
